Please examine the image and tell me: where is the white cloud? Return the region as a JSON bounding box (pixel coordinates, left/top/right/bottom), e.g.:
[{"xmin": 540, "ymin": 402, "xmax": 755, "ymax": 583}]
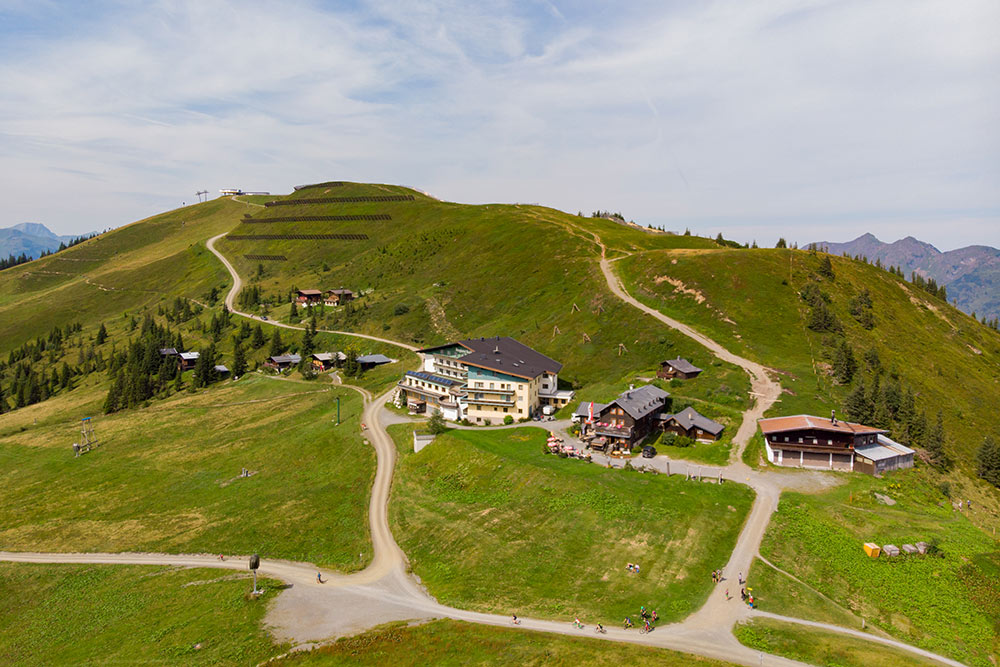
[{"xmin": 0, "ymin": 0, "xmax": 996, "ymax": 250}]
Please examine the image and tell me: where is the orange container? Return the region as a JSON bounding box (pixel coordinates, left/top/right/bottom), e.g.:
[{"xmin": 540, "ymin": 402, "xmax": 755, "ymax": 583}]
[{"xmin": 863, "ymin": 542, "xmax": 881, "ymax": 558}]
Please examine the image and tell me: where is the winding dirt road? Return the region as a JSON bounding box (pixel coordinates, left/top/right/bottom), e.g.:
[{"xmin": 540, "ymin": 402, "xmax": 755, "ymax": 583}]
[{"xmin": 0, "ymin": 231, "xmax": 965, "ymax": 667}]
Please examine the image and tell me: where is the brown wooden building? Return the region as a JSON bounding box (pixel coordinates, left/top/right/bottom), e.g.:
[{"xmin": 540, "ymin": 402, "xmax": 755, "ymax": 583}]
[
  {"xmin": 661, "ymin": 406, "xmax": 724, "ymax": 442},
  {"xmin": 581, "ymin": 385, "xmax": 671, "ymax": 450},
  {"xmin": 295, "ymin": 289, "xmax": 323, "ymax": 305},
  {"xmin": 658, "ymin": 358, "xmax": 703, "ymax": 380},
  {"xmin": 325, "ymin": 288, "xmax": 354, "ymax": 306},
  {"xmin": 758, "ymin": 413, "xmax": 892, "ymax": 473}
]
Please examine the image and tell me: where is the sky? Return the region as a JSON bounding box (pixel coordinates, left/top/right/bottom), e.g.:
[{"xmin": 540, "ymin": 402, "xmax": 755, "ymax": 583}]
[{"xmin": 0, "ymin": 0, "xmax": 998, "ymax": 249}]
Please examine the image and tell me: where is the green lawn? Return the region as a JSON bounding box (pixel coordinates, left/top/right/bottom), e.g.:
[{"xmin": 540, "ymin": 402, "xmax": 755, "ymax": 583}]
[
  {"xmin": 0, "ymin": 374, "xmax": 375, "ymax": 570},
  {"xmin": 758, "ymin": 468, "xmax": 999, "ymax": 666},
  {"xmin": 735, "ymin": 618, "xmax": 950, "ymax": 667},
  {"xmin": 746, "ymin": 557, "xmax": 864, "ymax": 630},
  {"xmin": 279, "ymin": 619, "xmax": 734, "ymax": 666},
  {"xmin": 0, "ymin": 562, "xmax": 285, "ymax": 666},
  {"xmin": 388, "ymin": 424, "xmax": 754, "ymax": 625}
]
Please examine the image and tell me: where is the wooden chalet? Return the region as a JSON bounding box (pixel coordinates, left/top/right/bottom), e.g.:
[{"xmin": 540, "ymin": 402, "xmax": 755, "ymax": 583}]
[
  {"xmin": 214, "ymin": 364, "xmax": 230, "ymax": 378},
  {"xmin": 178, "ymin": 351, "xmax": 199, "ymax": 371},
  {"xmin": 658, "ymin": 358, "xmax": 703, "ymax": 380},
  {"xmin": 580, "ymin": 385, "xmax": 671, "ymax": 450},
  {"xmin": 357, "ymin": 353, "xmax": 393, "ymax": 371},
  {"xmin": 324, "ymin": 288, "xmax": 355, "ymax": 306},
  {"xmin": 758, "ymin": 412, "xmax": 911, "ymax": 475},
  {"xmin": 295, "ymin": 289, "xmax": 323, "ymax": 305},
  {"xmin": 662, "ymin": 406, "xmax": 724, "ymax": 442},
  {"xmin": 310, "ymin": 351, "xmax": 345, "ymax": 372},
  {"xmin": 264, "ymin": 353, "xmax": 301, "ymax": 371}
]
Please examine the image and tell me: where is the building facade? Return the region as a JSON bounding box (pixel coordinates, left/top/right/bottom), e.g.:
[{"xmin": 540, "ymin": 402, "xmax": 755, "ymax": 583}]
[
  {"xmin": 758, "ymin": 413, "xmax": 910, "ymax": 475},
  {"xmin": 578, "ymin": 385, "xmax": 671, "ymax": 450},
  {"xmin": 396, "ymin": 337, "xmax": 574, "ymax": 424},
  {"xmin": 657, "ymin": 358, "xmax": 703, "ymax": 380},
  {"xmin": 661, "ymin": 406, "xmax": 724, "ymax": 442}
]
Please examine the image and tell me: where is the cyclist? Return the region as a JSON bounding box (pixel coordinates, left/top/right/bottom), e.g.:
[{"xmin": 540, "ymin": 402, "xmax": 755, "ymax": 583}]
[
  {"xmin": 511, "ymin": 614, "xmax": 520, "ymax": 625},
  {"xmin": 623, "ymin": 616, "xmax": 633, "ymax": 629}
]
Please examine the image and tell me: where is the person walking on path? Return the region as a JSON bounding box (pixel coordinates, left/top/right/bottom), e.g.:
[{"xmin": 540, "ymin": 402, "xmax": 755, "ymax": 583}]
[{"xmin": 316, "ymin": 572, "xmax": 324, "ymax": 584}]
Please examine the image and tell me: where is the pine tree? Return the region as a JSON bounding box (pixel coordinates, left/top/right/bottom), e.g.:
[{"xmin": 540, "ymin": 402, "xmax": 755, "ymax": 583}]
[
  {"xmin": 301, "ymin": 321, "xmax": 316, "ymax": 358},
  {"xmin": 96, "ymin": 323, "xmax": 108, "ymax": 345},
  {"xmin": 0, "ymin": 382, "xmax": 7, "ymax": 414},
  {"xmin": 232, "ymin": 341, "xmax": 248, "ymax": 377},
  {"xmin": 193, "ymin": 343, "xmax": 218, "ymax": 388},
  {"xmin": 251, "ymin": 324, "xmax": 265, "ymax": 349},
  {"xmin": 833, "ymin": 341, "xmax": 856, "ymax": 384},
  {"xmin": 924, "ymin": 411, "xmax": 951, "ymax": 470},
  {"xmin": 818, "ymin": 256, "xmax": 835, "ymax": 279},
  {"xmin": 976, "ymin": 436, "xmax": 1000, "ymax": 488},
  {"xmin": 289, "ymin": 301, "xmax": 299, "ymax": 322},
  {"xmin": 808, "ymin": 300, "xmax": 840, "ymax": 332},
  {"xmin": 60, "ymin": 362, "xmax": 72, "ymax": 389},
  {"xmin": 844, "ymin": 379, "xmax": 870, "ymax": 423},
  {"xmin": 269, "ymin": 329, "xmax": 284, "ymax": 356},
  {"xmin": 343, "ymin": 347, "xmax": 360, "ymax": 377},
  {"xmin": 775, "ymin": 238, "xmax": 787, "ymax": 248}
]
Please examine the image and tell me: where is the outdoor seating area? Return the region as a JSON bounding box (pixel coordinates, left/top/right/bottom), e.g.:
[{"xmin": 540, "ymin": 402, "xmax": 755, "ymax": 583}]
[{"xmin": 546, "ymin": 433, "xmax": 592, "ymax": 461}]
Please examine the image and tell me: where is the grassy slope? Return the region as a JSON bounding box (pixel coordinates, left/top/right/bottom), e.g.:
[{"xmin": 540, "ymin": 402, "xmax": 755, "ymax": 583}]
[
  {"xmin": 215, "ymin": 182, "xmax": 731, "ymax": 391},
  {"xmin": 0, "ymin": 562, "xmax": 285, "ymax": 666},
  {"xmin": 279, "ymin": 619, "xmax": 734, "ymax": 666},
  {"xmin": 758, "ymin": 468, "xmax": 999, "ymax": 666},
  {"xmin": 0, "ymin": 198, "xmax": 241, "ymax": 354},
  {"xmin": 618, "ymin": 248, "xmax": 1000, "ymax": 465},
  {"xmin": 388, "ymin": 423, "xmax": 753, "ymax": 625},
  {"xmin": 735, "ymin": 618, "xmax": 949, "ymax": 667},
  {"xmin": 0, "ymin": 375, "xmax": 374, "ymax": 569}
]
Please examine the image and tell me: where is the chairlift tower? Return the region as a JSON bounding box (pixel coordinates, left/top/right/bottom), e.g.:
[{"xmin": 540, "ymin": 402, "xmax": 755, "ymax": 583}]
[{"xmin": 74, "ymin": 417, "xmax": 99, "ymax": 456}]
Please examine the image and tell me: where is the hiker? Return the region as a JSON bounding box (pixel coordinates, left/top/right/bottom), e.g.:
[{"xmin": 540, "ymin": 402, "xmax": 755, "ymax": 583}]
[
  {"xmin": 651, "ymin": 610, "xmax": 658, "ymax": 623},
  {"xmin": 635, "ymin": 563, "xmax": 640, "ymax": 573},
  {"xmin": 218, "ymin": 554, "xmax": 225, "ymax": 561},
  {"xmin": 511, "ymin": 614, "xmax": 520, "ymax": 625},
  {"xmin": 967, "ymin": 499, "xmax": 972, "ymax": 510},
  {"xmin": 738, "ymin": 571, "xmax": 743, "ymax": 584},
  {"xmin": 316, "ymin": 572, "xmax": 324, "ymax": 584},
  {"xmin": 741, "ymin": 587, "xmax": 747, "ymax": 601},
  {"xmin": 726, "ymin": 589, "xmax": 730, "ymax": 600}
]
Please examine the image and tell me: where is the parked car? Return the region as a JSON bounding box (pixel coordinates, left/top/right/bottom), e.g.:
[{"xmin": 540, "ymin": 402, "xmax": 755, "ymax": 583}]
[
  {"xmin": 641, "ymin": 445, "xmax": 657, "ymax": 458},
  {"xmin": 260, "ymin": 315, "xmax": 268, "ymax": 320}
]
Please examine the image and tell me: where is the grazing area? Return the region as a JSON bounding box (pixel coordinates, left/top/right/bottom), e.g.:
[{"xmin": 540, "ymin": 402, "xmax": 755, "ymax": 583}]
[
  {"xmin": 0, "ymin": 562, "xmax": 285, "ymax": 666},
  {"xmin": 618, "ymin": 248, "xmax": 1000, "ymax": 467},
  {"xmin": 745, "ymin": 557, "xmax": 864, "ymax": 630},
  {"xmin": 757, "ymin": 468, "xmax": 999, "ymax": 666},
  {"xmin": 0, "ymin": 375, "xmax": 375, "ymax": 570},
  {"xmin": 734, "ymin": 618, "xmax": 949, "ymax": 667},
  {"xmin": 388, "ymin": 424, "xmax": 754, "ymax": 625},
  {"xmin": 278, "ymin": 619, "xmax": 734, "ymax": 666}
]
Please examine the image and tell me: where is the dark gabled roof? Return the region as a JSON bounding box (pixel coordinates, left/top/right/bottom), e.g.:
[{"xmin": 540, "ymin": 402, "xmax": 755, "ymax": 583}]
[
  {"xmin": 179, "ymin": 351, "xmax": 199, "ymax": 361},
  {"xmin": 607, "ymin": 385, "xmax": 670, "ymax": 421},
  {"xmin": 455, "ymin": 336, "xmax": 562, "ymax": 380},
  {"xmin": 327, "ymin": 288, "xmax": 353, "ymax": 295},
  {"xmin": 214, "ymin": 365, "xmax": 229, "ymax": 373},
  {"xmin": 662, "ymin": 358, "xmax": 702, "ymax": 374},
  {"xmin": 573, "ymin": 401, "xmax": 609, "ymax": 418},
  {"xmin": 357, "ymin": 353, "xmax": 392, "ymax": 364},
  {"xmin": 159, "ymin": 348, "xmax": 178, "ymax": 356},
  {"xmin": 666, "ymin": 406, "xmax": 724, "ymax": 435},
  {"xmin": 406, "ymin": 370, "xmax": 461, "ymax": 387},
  {"xmin": 269, "ymin": 354, "xmax": 301, "ymax": 364}
]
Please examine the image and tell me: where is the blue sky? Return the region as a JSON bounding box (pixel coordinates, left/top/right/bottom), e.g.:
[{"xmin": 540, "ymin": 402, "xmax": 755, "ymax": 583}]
[{"xmin": 1, "ymin": 0, "xmax": 998, "ymax": 249}]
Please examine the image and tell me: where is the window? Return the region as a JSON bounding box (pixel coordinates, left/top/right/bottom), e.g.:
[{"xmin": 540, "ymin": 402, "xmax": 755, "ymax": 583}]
[
  {"xmin": 798, "ymin": 437, "xmax": 803, "ymax": 443},
  {"xmin": 828, "ymin": 439, "xmax": 833, "ymax": 445},
  {"xmin": 784, "ymin": 436, "xmax": 789, "ymax": 442}
]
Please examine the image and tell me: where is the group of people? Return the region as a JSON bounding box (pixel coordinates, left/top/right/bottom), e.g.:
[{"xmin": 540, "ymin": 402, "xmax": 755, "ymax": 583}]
[
  {"xmin": 740, "ymin": 587, "xmax": 755, "ymax": 608},
  {"xmin": 711, "ymin": 568, "xmax": 725, "ymax": 583},
  {"xmin": 626, "ymin": 562, "xmax": 641, "ymax": 574}
]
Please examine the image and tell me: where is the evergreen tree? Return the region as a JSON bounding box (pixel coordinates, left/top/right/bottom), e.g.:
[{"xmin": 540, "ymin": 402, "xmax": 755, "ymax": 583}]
[
  {"xmin": 844, "ymin": 379, "xmax": 871, "ymax": 423},
  {"xmin": 269, "ymin": 329, "xmax": 284, "ymax": 356},
  {"xmin": 60, "ymin": 362, "xmax": 72, "ymax": 390},
  {"xmin": 232, "ymin": 341, "xmax": 248, "ymax": 377},
  {"xmin": 818, "ymin": 255, "xmax": 835, "ymax": 279},
  {"xmin": 173, "ymin": 369, "xmax": 184, "ymax": 393},
  {"xmin": 96, "ymin": 323, "xmax": 108, "ymax": 345},
  {"xmin": 193, "ymin": 343, "xmax": 218, "ymax": 388},
  {"xmin": 775, "ymin": 238, "xmax": 788, "ymax": 248},
  {"xmin": 908, "ymin": 409, "xmax": 927, "ymax": 448},
  {"xmin": 428, "ymin": 409, "xmax": 447, "ymax": 434},
  {"xmin": 251, "ymin": 324, "xmax": 265, "ymax": 349},
  {"xmin": 976, "ymin": 436, "xmax": 1000, "ymax": 488},
  {"xmin": 343, "ymin": 347, "xmax": 360, "ymax": 377},
  {"xmin": 289, "ymin": 301, "xmax": 299, "ymax": 322},
  {"xmin": 833, "ymin": 341, "xmax": 856, "ymax": 384},
  {"xmin": 104, "ymin": 370, "xmax": 124, "ymax": 413},
  {"xmin": 863, "ymin": 347, "xmax": 881, "ymax": 373},
  {"xmin": 0, "ymin": 382, "xmax": 7, "ymax": 414},
  {"xmin": 301, "ymin": 320, "xmax": 316, "ymax": 357},
  {"xmin": 924, "ymin": 411, "xmax": 951, "ymax": 470},
  {"xmin": 807, "ymin": 300, "xmax": 840, "ymax": 332}
]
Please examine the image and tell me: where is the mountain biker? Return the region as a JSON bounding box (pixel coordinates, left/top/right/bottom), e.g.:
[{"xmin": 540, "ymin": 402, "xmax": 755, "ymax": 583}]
[{"xmin": 623, "ymin": 616, "xmax": 633, "ymax": 629}]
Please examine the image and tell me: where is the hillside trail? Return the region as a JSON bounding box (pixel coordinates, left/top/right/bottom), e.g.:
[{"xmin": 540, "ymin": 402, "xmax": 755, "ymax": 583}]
[{"xmin": 0, "ymin": 230, "xmax": 965, "ymax": 667}]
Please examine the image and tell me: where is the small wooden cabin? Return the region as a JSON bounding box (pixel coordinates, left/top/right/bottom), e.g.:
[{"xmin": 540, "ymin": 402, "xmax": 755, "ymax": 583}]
[
  {"xmin": 295, "ymin": 289, "xmax": 323, "ymax": 305},
  {"xmin": 657, "ymin": 358, "xmax": 703, "ymax": 380},
  {"xmin": 325, "ymin": 289, "xmax": 354, "ymax": 306}
]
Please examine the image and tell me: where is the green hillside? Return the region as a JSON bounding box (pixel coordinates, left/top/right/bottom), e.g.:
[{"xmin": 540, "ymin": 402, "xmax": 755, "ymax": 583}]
[{"xmin": 618, "ymin": 248, "xmax": 1000, "ymax": 466}]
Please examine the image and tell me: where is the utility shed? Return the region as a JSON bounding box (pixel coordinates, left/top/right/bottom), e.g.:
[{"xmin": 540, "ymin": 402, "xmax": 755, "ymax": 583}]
[{"xmin": 854, "ymin": 435, "xmax": 915, "ymax": 476}]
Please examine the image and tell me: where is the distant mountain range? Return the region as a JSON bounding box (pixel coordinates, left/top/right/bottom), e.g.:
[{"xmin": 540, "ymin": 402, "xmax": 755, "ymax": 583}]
[
  {"xmin": 0, "ymin": 222, "xmax": 83, "ymax": 260},
  {"xmin": 811, "ymin": 233, "xmax": 1000, "ymax": 322}
]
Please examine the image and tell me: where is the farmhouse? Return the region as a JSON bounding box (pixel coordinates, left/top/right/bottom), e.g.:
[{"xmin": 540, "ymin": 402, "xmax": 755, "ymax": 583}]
[
  {"xmin": 178, "ymin": 351, "xmax": 199, "ymax": 371},
  {"xmin": 758, "ymin": 413, "xmax": 912, "ymax": 475},
  {"xmin": 357, "ymin": 353, "xmax": 393, "ymax": 371},
  {"xmin": 661, "ymin": 406, "xmax": 724, "ymax": 442},
  {"xmin": 658, "ymin": 358, "xmax": 702, "ymax": 380},
  {"xmin": 295, "ymin": 289, "xmax": 323, "ymax": 305},
  {"xmin": 324, "ymin": 289, "xmax": 354, "ymax": 306},
  {"xmin": 264, "ymin": 353, "xmax": 301, "ymax": 371},
  {"xmin": 397, "ymin": 336, "xmax": 574, "ymax": 423},
  {"xmin": 579, "ymin": 385, "xmax": 671, "ymax": 450},
  {"xmin": 310, "ymin": 351, "xmax": 345, "ymax": 372}
]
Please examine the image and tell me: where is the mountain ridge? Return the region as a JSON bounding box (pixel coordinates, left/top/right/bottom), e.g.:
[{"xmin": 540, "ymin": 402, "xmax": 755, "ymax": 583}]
[
  {"xmin": 811, "ymin": 233, "xmax": 1000, "ymax": 321},
  {"xmin": 0, "ymin": 222, "xmax": 85, "ymax": 260}
]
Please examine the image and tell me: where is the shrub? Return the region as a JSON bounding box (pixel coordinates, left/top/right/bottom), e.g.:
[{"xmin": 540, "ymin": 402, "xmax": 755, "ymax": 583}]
[
  {"xmin": 674, "ymin": 435, "xmax": 694, "ymax": 448},
  {"xmin": 938, "ymin": 481, "xmax": 951, "ymax": 498},
  {"xmin": 428, "ymin": 410, "xmax": 447, "ymax": 434},
  {"xmin": 660, "ymin": 431, "xmax": 677, "ymax": 447},
  {"xmin": 503, "ymin": 415, "xmax": 514, "ymax": 425},
  {"xmin": 393, "ymin": 304, "xmax": 410, "ymax": 316}
]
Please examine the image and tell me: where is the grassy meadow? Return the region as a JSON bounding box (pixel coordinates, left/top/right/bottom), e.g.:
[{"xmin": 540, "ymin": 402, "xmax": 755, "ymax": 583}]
[
  {"xmin": 278, "ymin": 619, "xmax": 734, "ymax": 666},
  {"xmin": 757, "ymin": 468, "xmax": 999, "ymax": 666},
  {"xmin": 388, "ymin": 424, "xmax": 754, "ymax": 625},
  {"xmin": 735, "ymin": 618, "xmax": 950, "ymax": 667},
  {"xmin": 0, "ymin": 562, "xmax": 285, "ymax": 666},
  {"xmin": 617, "ymin": 248, "xmax": 1000, "ymax": 468},
  {"xmin": 0, "ymin": 374, "xmax": 375, "ymax": 569}
]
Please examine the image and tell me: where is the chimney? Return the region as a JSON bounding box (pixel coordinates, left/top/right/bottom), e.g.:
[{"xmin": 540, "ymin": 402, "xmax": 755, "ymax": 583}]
[
  {"xmin": 831, "ymin": 409, "xmax": 837, "ymax": 425},
  {"xmin": 494, "ymin": 346, "xmax": 500, "ymax": 354}
]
